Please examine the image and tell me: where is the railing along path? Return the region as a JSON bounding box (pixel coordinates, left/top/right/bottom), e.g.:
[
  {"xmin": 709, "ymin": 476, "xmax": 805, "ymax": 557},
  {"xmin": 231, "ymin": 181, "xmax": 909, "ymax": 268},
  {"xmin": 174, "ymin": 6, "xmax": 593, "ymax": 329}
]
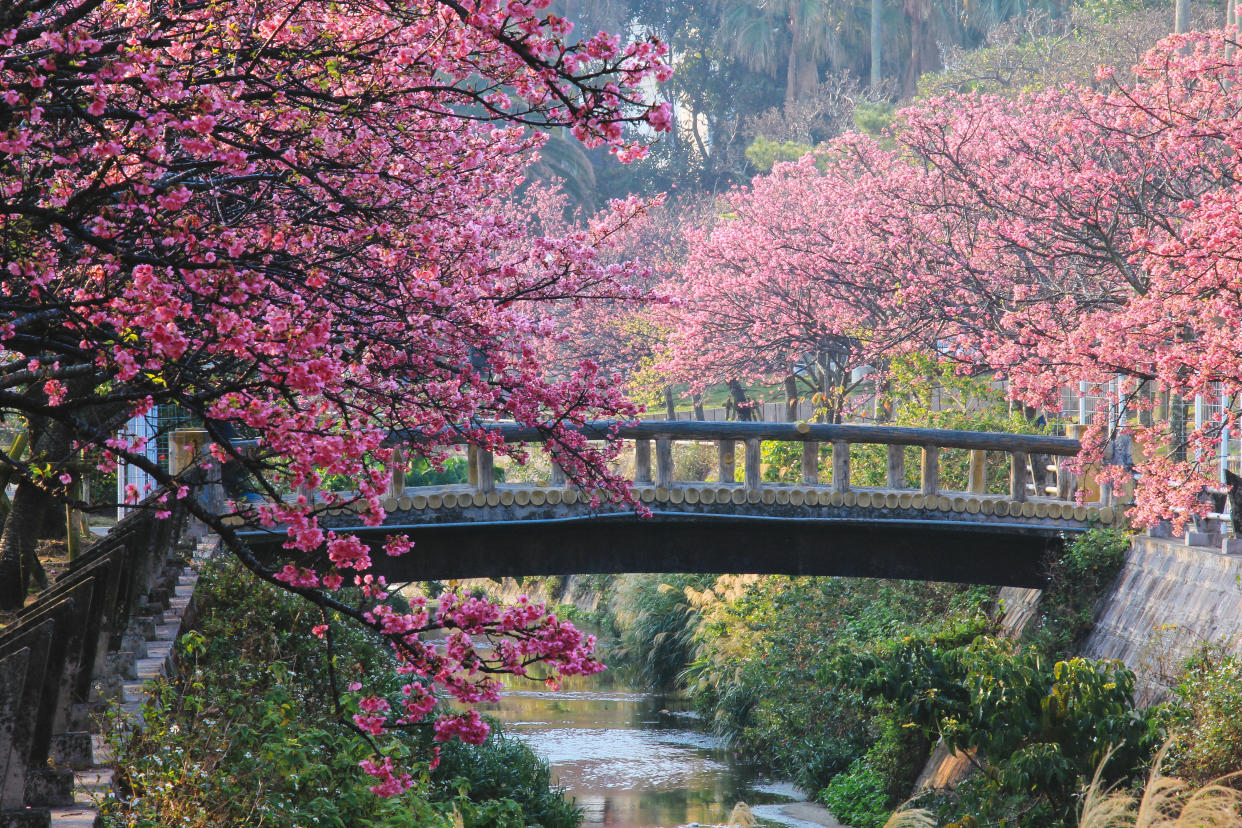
[{"xmin": 269, "ymin": 420, "xmax": 1113, "ymax": 528}]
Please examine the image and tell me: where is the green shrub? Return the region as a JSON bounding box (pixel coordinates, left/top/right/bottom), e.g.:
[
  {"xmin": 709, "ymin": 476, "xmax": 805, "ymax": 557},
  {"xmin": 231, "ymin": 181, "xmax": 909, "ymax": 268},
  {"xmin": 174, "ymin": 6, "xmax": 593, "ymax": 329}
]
[
  {"xmin": 842, "ymin": 637, "xmax": 1161, "ymax": 828},
  {"xmin": 101, "ymin": 557, "xmax": 575, "ymax": 828},
  {"xmin": 745, "ymin": 135, "xmax": 815, "ymax": 173},
  {"xmin": 820, "ymin": 757, "xmax": 891, "ymax": 828},
  {"xmin": 1027, "ymin": 529, "xmax": 1129, "ymax": 659},
  {"xmin": 1168, "ymin": 649, "xmax": 1242, "ymax": 783}
]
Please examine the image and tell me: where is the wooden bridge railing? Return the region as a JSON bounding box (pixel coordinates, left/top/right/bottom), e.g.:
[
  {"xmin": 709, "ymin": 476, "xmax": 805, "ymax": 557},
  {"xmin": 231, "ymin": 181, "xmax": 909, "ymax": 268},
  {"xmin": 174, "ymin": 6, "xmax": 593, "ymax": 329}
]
[{"xmin": 388, "ymin": 421, "xmax": 1085, "ymax": 504}]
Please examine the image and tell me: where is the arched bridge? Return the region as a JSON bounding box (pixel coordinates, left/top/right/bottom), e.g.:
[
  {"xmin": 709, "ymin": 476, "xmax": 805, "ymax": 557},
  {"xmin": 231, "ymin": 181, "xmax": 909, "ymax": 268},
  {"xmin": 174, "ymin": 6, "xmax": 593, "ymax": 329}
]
[{"xmin": 234, "ymin": 422, "xmax": 1109, "ymax": 588}]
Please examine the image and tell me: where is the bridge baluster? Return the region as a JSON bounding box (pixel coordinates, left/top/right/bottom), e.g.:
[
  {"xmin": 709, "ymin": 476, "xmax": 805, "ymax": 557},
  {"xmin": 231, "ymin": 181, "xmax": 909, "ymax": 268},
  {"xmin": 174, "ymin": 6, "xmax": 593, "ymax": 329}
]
[
  {"xmin": 968, "ymin": 450, "xmax": 987, "ymax": 494},
  {"xmin": 744, "ymin": 439, "xmax": 761, "ymax": 491},
  {"xmin": 655, "ymin": 438, "xmax": 674, "ymax": 489},
  {"xmin": 718, "ymin": 440, "xmax": 735, "ymax": 484},
  {"xmin": 886, "ymin": 445, "xmax": 905, "ymax": 489},
  {"xmin": 832, "ymin": 440, "xmax": 850, "ymax": 493},
  {"xmin": 390, "ymin": 446, "xmax": 405, "ymax": 496},
  {"xmin": 801, "ymin": 442, "xmax": 819, "ymax": 484},
  {"xmin": 635, "ymin": 439, "xmax": 652, "ymax": 484},
  {"xmin": 1056, "ymin": 456, "xmax": 1076, "ymax": 500},
  {"xmin": 1009, "ymin": 451, "xmax": 1028, "ymax": 502},
  {"xmin": 475, "ymin": 448, "xmax": 495, "ymax": 493},
  {"xmin": 921, "ymin": 446, "xmax": 940, "ymax": 496}
]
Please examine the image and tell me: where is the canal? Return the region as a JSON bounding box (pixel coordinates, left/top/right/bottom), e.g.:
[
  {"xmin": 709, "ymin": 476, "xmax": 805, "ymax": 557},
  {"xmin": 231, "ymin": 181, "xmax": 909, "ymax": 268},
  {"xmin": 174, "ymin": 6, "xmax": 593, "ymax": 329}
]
[{"xmin": 479, "ymin": 675, "xmax": 846, "ymax": 828}]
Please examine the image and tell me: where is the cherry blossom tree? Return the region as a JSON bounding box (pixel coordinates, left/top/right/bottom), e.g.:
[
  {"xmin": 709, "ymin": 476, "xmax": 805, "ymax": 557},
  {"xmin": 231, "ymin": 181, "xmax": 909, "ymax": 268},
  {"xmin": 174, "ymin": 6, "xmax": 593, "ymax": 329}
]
[
  {"xmin": 665, "ymin": 28, "xmax": 1242, "ymax": 525},
  {"xmin": 665, "ymin": 138, "xmax": 921, "ymax": 423},
  {"xmin": 876, "ymin": 30, "xmax": 1242, "ymax": 526},
  {"xmin": 0, "ymin": 0, "xmax": 670, "ymax": 794}
]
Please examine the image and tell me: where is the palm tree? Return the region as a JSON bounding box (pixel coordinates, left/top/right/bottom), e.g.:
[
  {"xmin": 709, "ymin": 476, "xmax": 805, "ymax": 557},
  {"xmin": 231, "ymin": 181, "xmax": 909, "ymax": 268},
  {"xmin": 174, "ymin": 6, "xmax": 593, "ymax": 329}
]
[
  {"xmin": 525, "ymin": 129, "xmax": 598, "ymax": 213},
  {"xmin": 716, "ymin": 0, "xmax": 863, "ymax": 105}
]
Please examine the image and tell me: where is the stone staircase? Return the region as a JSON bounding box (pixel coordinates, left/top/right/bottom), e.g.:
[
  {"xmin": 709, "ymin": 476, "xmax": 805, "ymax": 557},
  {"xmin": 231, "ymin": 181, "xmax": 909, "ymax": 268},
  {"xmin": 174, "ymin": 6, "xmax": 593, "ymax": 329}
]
[
  {"xmin": 46, "ymin": 543, "xmax": 207, "ymax": 828},
  {"xmin": 0, "ymin": 496, "xmax": 209, "ymax": 828}
]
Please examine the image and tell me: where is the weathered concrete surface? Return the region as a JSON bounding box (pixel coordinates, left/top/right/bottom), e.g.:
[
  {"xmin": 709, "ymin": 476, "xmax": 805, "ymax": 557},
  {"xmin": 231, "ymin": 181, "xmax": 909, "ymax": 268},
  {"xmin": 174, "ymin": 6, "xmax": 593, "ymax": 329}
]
[{"xmin": 1081, "ymin": 535, "xmax": 1242, "ymax": 704}]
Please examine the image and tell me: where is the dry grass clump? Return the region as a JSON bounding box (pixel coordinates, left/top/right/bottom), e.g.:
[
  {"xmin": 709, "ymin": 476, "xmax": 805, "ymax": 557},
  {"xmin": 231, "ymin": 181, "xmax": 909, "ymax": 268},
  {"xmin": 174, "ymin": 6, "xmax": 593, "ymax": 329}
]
[
  {"xmin": 728, "ymin": 801, "xmax": 758, "ymax": 827},
  {"xmin": 1079, "ymin": 748, "xmax": 1242, "ymax": 828},
  {"xmin": 882, "ymin": 808, "xmax": 938, "ymax": 828}
]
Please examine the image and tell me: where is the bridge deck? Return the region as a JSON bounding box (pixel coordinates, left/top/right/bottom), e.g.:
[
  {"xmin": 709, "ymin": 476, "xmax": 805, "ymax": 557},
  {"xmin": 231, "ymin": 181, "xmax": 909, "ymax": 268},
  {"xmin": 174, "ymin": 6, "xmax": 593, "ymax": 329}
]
[
  {"xmin": 228, "ymin": 420, "xmax": 1105, "ymax": 587},
  {"xmin": 234, "ymin": 483, "xmax": 1106, "ymax": 588}
]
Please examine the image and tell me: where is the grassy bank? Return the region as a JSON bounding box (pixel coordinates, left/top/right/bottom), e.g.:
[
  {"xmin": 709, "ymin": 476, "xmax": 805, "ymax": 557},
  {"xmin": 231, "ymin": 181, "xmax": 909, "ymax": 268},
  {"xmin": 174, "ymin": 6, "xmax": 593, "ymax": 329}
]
[
  {"xmin": 599, "ymin": 529, "xmax": 1213, "ymax": 828},
  {"xmin": 100, "ymin": 558, "xmax": 579, "ymax": 828}
]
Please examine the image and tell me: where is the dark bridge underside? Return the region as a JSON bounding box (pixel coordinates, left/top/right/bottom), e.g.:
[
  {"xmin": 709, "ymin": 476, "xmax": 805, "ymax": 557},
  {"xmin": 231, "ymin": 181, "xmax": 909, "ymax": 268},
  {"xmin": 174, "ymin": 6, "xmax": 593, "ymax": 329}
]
[{"xmin": 242, "ymin": 514, "xmax": 1061, "ymax": 588}]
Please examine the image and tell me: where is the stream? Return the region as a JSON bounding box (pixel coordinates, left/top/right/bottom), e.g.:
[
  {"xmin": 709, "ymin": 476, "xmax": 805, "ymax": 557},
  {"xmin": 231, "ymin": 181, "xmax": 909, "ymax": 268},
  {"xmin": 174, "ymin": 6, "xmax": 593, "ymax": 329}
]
[{"xmin": 478, "ymin": 675, "xmax": 844, "ymax": 828}]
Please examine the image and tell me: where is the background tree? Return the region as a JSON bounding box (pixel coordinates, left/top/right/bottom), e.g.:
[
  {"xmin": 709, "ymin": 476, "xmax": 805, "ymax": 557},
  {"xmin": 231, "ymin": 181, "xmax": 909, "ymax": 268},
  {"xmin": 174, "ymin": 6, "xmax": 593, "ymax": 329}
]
[{"xmin": 663, "ymin": 140, "xmax": 918, "ymax": 422}]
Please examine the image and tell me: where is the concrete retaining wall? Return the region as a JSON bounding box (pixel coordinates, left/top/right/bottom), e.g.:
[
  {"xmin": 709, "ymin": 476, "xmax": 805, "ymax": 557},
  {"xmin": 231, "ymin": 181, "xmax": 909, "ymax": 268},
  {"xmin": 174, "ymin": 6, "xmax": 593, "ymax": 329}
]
[{"xmin": 1081, "ymin": 536, "xmax": 1242, "ymax": 705}]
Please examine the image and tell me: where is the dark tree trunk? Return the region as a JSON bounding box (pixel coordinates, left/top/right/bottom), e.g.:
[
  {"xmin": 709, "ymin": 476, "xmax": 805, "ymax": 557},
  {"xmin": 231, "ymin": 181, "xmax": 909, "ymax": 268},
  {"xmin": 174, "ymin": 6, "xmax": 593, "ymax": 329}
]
[
  {"xmin": 0, "ymin": 480, "xmax": 53, "ymax": 609},
  {"xmin": 871, "ymin": 0, "xmax": 883, "ymax": 91},
  {"xmin": 728, "ymin": 380, "xmax": 756, "ymax": 422},
  {"xmin": 663, "ymin": 386, "xmax": 677, "ymax": 420},
  {"xmin": 692, "ymin": 394, "xmax": 705, "ymax": 421},
  {"xmin": 875, "ymin": 375, "xmax": 892, "ymax": 422},
  {"xmin": 784, "ymin": 375, "xmax": 799, "ymax": 421},
  {"xmin": 0, "ymin": 419, "xmax": 71, "ymax": 610}
]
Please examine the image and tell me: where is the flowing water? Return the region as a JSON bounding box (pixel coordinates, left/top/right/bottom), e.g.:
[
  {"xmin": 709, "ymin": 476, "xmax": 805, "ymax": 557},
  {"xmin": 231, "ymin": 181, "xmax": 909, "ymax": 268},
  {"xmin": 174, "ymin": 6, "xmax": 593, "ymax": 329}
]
[{"xmin": 479, "ymin": 675, "xmax": 838, "ymax": 828}]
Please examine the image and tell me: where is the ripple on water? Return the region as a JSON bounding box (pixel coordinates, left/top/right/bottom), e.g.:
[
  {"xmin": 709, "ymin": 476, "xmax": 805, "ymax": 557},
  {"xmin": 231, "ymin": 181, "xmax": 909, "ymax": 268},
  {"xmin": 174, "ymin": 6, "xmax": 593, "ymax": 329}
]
[
  {"xmin": 515, "ymin": 727, "xmax": 727, "ymax": 789},
  {"xmin": 483, "ymin": 679, "xmax": 821, "ymax": 828}
]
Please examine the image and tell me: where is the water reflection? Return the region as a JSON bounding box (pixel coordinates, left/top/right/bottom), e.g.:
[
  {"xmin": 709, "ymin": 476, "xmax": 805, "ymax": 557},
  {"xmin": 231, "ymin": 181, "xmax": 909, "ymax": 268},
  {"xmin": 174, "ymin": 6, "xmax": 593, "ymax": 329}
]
[{"xmin": 480, "ymin": 681, "xmax": 788, "ymax": 828}]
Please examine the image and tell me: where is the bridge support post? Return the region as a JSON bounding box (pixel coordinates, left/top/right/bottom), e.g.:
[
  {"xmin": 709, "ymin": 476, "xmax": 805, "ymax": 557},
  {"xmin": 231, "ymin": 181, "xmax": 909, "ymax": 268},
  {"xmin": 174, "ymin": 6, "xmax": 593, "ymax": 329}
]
[
  {"xmin": 832, "ymin": 441, "xmax": 850, "ymax": 493},
  {"xmin": 475, "ymin": 448, "xmax": 495, "ymax": 494},
  {"xmin": 921, "ymin": 446, "xmax": 939, "ymax": 496},
  {"xmin": 715, "ymin": 439, "xmax": 730, "ymax": 486},
  {"xmin": 717, "ymin": 440, "xmax": 735, "ymax": 484},
  {"xmin": 968, "ymin": 449, "xmax": 986, "ymax": 494},
  {"xmin": 801, "ymin": 442, "xmax": 819, "ymax": 484},
  {"xmin": 744, "ymin": 439, "xmax": 761, "ymax": 491},
  {"xmin": 886, "ymin": 445, "xmax": 905, "ymax": 489},
  {"xmin": 550, "ymin": 461, "xmax": 566, "ymax": 486},
  {"xmin": 1010, "ymin": 451, "xmax": 1028, "ymax": 502},
  {"xmin": 1055, "ymin": 456, "xmax": 1075, "ymax": 500},
  {"xmin": 655, "ymin": 438, "xmax": 674, "ymax": 489},
  {"xmin": 390, "ymin": 446, "xmax": 405, "ymax": 496},
  {"xmin": 635, "ymin": 440, "xmax": 652, "ymax": 484}
]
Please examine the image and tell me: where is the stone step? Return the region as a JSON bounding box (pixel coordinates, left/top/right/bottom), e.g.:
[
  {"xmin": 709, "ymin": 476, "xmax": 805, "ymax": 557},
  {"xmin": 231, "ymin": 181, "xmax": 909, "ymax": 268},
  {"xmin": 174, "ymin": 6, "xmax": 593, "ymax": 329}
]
[
  {"xmin": 119, "ymin": 681, "xmax": 147, "ymax": 705},
  {"xmin": 117, "ymin": 701, "xmax": 143, "ymax": 727},
  {"xmin": 0, "ymin": 809, "xmax": 52, "ymax": 827},
  {"xmin": 72, "ymin": 771, "xmax": 111, "ymax": 794},
  {"xmin": 134, "ymin": 658, "xmax": 165, "ymax": 682},
  {"xmin": 89, "ymin": 736, "xmax": 112, "ymax": 766},
  {"xmin": 50, "ymin": 733, "xmax": 94, "ymax": 770},
  {"xmin": 104, "ymin": 651, "xmax": 137, "ymax": 681},
  {"xmin": 118, "ymin": 633, "xmax": 148, "ymax": 660},
  {"xmin": 46, "ymin": 809, "xmax": 99, "ymax": 828},
  {"xmin": 144, "ymin": 641, "xmax": 173, "ymax": 665}
]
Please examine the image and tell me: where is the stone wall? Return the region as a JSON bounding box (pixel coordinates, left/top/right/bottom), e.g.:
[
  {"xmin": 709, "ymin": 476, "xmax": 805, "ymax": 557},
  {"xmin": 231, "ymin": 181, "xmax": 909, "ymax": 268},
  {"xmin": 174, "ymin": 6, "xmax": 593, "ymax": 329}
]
[{"xmin": 1081, "ymin": 535, "xmax": 1242, "ymax": 705}]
